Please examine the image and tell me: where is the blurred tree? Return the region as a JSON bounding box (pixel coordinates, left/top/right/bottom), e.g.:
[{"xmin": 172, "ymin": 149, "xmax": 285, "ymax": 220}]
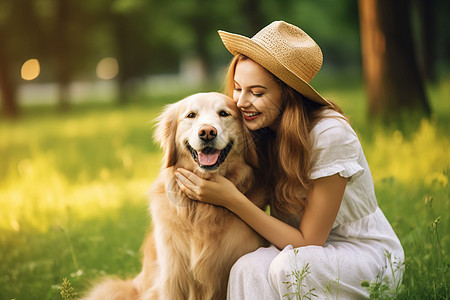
[
  {"xmin": 110, "ymin": 0, "xmax": 153, "ymax": 103},
  {"xmin": 50, "ymin": 0, "xmax": 107, "ymax": 110},
  {"xmin": 416, "ymin": 0, "xmax": 436, "ymax": 82},
  {"xmin": 0, "ymin": 0, "xmax": 43, "ymax": 118},
  {"xmin": 0, "ymin": 32, "xmax": 18, "ymax": 118},
  {"xmin": 3, "ymin": 0, "xmax": 447, "ymax": 116},
  {"xmin": 262, "ymin": 0, "xmax": 361, "ymax": 71},
  {"xmin": 53, "ymin": 0, "xmax": 71, "ymax": 111},
  {"xmin": 105, "ymin": 0, "xmax": 185, "ymax": 102},
  {"xmin": 242, "ymin": 0, "xmax": 266, "ymax": 33},
  {"xmin": 150, "ymin": 0, "xmax": 233, "ymax": 86},
  {"xmin": 358, "ymin": 0, "xmax": 431, "ymax": 120}
]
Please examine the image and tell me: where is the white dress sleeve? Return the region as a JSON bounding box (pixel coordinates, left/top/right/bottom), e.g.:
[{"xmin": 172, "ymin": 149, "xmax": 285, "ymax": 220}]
[{"xmin": 310, "ymin": 116, "xmax": 364, "ymax": 182}]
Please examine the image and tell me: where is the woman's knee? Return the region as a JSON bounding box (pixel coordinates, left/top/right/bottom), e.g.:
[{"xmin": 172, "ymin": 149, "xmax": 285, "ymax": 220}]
[
  {"xmin": 268, "ymin": 245, "xmax": 324, "ymax": 284},
  {"xmin": 268, "ymin": 247, "xmax": 293, "ymax": 282},
  {"xmin": 230, "ymin": 246, "xmax": 279, "ymax": 278}
]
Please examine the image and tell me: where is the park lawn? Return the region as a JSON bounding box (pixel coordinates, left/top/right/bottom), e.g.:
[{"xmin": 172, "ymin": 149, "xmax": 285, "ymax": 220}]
[{"xmin": 0, "ymin": 82, "xmax": 448, "ymax": 299}]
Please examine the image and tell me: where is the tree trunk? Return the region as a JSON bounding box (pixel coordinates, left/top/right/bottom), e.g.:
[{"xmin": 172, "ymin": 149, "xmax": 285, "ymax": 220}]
[
  {"xmin": 417, "ymin": 0, "xmax": 436, "ymax": 82},
  {"xmin": 358, "ymin": 0, "xmax": 431, "ymax": 120},
  {"xmin": 113, "ymin": 14, "xmax": 137, "ymax": 104},
  {"xmin": 191, "ymin": 23, "xmax": 211, "ymax": 86},
  {"xmin": 243, "ymin": 0, "xmax": 265, "ymax": 33},
  {"xmin": 188, "ymin": 0, "xmax": 214, "ymax": 87},
  {"xmin": 54, "ymin": 0, "xmax": 71, "ymax": 111},
  {"xmin": 0, "ymin": 35, "xmax": 19, "ymax": 118}
]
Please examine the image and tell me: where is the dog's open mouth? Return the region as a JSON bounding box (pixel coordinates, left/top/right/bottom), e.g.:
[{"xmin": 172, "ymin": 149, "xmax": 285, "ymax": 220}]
[{"xmin": 186, "ymin": 142, "xmax": 233, "ymax": 170}]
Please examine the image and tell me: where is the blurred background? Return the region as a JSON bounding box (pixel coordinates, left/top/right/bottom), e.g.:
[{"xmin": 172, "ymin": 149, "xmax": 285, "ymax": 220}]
[
  {"xmin": 1, "ymin": 0, "xmax": 449, "ymax": 299},
  {"xmin": 0, "ymin": 0, "xmax": 449, "ymax": 118}
]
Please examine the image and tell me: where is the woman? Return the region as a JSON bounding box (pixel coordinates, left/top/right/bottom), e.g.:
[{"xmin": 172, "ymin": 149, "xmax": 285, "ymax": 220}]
[{"xmin": 175, "ymin": 21, "xmax": 404, "ymax": 299}]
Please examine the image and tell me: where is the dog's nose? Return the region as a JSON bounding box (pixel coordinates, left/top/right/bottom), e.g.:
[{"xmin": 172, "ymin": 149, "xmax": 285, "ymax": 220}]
[{"xmin": 198, "ymin": 125, "xmax": 217, "ymax": 142}]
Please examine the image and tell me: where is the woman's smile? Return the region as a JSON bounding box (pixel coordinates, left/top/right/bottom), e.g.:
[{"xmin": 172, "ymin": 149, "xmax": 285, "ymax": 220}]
[{"xmin": 242, "ymin": 110, "xmax": 262, "ymax": 121}]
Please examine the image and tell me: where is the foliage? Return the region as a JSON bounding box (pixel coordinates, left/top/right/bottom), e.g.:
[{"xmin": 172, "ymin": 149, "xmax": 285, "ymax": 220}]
[
  {"xmin": 360, "ymin": 250, "xmax": 405, "ymax": 299},
  {"xmin": 59, "ymin": 278, "xmax": 78, "ymax": 300},
  {"xmin": 282, "ymin": 249, "xmax": 317, "ymax": 300}
]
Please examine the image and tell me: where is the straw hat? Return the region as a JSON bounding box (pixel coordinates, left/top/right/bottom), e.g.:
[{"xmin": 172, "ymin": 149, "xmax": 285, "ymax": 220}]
[{"xmin": 218, "ymin": 21, "xmax": 330, "ymax": 105}]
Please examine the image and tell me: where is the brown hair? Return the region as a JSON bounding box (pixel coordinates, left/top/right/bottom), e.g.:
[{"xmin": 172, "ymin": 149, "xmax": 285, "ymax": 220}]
[{"xmin": 225, "ymin": 54, "xmax": 345, "ymax": 220}]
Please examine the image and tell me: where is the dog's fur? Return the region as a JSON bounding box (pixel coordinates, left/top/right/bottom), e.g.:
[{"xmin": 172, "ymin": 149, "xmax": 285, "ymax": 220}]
[{"xmin": 83, "ymin": 92, "xmax": 268, "ymax": 300}]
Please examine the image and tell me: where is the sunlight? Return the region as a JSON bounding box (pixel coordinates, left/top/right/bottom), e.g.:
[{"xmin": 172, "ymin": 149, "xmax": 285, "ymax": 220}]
[
  {"xmin": 96, "ymin": 57, "xmax": 119, "ymax": 80},
  {"xmin": 21, "ymin": 59, "xmax": 40, "ymax": 81}
]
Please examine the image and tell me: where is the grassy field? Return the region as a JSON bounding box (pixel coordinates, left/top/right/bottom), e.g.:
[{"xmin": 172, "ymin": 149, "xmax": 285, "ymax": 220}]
[{"xmin": 0, "ymin": 79, "xmax": 449, "ymax": 299}]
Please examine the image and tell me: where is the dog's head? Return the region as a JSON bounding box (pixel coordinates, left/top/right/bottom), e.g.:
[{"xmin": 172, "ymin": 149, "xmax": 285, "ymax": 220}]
[{"xmin": 154, "ymin": 92, "xmax": 257, "ymax": 175}]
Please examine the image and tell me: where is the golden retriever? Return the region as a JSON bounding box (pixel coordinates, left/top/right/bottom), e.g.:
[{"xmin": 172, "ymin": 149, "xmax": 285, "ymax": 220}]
[{"xmin": 83, "ymin": 92, "xmax": 268, "ymax": 300}]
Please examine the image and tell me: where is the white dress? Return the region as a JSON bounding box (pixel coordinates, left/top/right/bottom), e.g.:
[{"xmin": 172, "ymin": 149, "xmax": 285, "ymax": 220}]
[{"xmin": 227, "ymin": 111, "xmax": 404, "ymax": 299}]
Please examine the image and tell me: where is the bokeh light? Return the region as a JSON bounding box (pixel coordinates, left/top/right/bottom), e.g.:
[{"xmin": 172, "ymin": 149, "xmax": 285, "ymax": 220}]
[
  {"xmin": 21, "ymin": 59, "xmax": 40, "ymax": 81},
  {"xmin": 96, "ymin": 57, "xmax": 119, "ymax": 80}
]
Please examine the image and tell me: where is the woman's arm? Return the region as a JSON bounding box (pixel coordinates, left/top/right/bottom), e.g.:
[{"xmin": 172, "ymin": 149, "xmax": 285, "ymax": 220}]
[{"xmin": 175, "ymin": 169, "xmax": 347, "ymax": 249}]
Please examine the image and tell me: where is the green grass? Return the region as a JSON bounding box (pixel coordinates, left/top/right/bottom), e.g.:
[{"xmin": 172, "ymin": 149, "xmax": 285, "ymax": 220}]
[{"xmin": 0, "ymin": 81, "xmax": 449, "ymax": 299}]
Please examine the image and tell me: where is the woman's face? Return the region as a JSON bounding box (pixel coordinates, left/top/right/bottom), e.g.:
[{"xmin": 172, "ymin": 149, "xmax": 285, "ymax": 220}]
[{"xmin": 233, "ymin": 59, "xmax": 283, "ymax": 131}]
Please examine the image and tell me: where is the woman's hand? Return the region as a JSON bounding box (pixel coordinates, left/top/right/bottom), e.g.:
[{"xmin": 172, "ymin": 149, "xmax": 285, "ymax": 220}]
[{"xmin": 175, "ymin": 168, "xmax": 241, "ymax": 208}]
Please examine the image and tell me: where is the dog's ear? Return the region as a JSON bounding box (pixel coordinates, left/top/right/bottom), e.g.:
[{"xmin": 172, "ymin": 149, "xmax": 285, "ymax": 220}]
[
  {"xmin": 242, "ymin": 125, "xmax": 259, "ymax": 169},
  {"xmin": 153, "ymin": 103, "xmax": 179, "ymax": 168}
]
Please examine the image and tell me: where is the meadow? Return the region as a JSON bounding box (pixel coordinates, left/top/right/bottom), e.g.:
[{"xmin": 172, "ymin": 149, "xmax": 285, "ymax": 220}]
[{"xmin": 0, "ymin": 77, "xmax": 448, "ymax": 299}]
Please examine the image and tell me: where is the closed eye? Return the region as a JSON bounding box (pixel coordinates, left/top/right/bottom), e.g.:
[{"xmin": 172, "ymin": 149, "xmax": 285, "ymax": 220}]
[{"xmin": 186, "ymin": 112, "xmax": 197, "ymax": 118}]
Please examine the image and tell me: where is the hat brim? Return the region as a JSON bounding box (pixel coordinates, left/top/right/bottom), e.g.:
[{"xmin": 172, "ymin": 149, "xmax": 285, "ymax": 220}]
[{"xmin": 218, "ymin": 30, "xmax": 330, "ymax": 106}]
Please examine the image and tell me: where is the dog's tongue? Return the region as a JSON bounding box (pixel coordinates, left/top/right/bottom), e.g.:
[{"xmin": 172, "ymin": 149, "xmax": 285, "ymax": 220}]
[{"xmin": 198, "ymin": 149, "xmax": 220, "ymax": 166}]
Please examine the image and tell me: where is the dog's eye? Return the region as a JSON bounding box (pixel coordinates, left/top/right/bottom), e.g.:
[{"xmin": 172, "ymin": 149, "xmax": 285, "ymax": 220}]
[
  {"xmin": 186, "ymin": 112, "xmax": 197, "ymax": 118},
  {"xmin": 219, "ymin": 110, "xmax": 230, "ymax": 117}
]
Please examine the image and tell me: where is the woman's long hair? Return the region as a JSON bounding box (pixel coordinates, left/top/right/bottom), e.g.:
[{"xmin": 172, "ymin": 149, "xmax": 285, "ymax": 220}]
[{"xmin": 224, "ymin": 54, "xmax": 344, "ymax": 220}]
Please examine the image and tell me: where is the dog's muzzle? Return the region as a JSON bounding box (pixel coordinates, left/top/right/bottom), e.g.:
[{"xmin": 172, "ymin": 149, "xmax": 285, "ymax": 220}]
[{"xmin": 185, "ymin": 142, "xmax": 233, "ymax": 171}]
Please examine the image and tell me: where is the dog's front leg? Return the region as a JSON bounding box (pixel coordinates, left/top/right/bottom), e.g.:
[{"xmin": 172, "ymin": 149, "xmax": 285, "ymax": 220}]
[
  {"xmin": 159, "ymin": 250, "xmax": 192, "ymax": 299},
  {"xmin": 152, "ymin": 225, "xmax": 192, "ymax": 300}
]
